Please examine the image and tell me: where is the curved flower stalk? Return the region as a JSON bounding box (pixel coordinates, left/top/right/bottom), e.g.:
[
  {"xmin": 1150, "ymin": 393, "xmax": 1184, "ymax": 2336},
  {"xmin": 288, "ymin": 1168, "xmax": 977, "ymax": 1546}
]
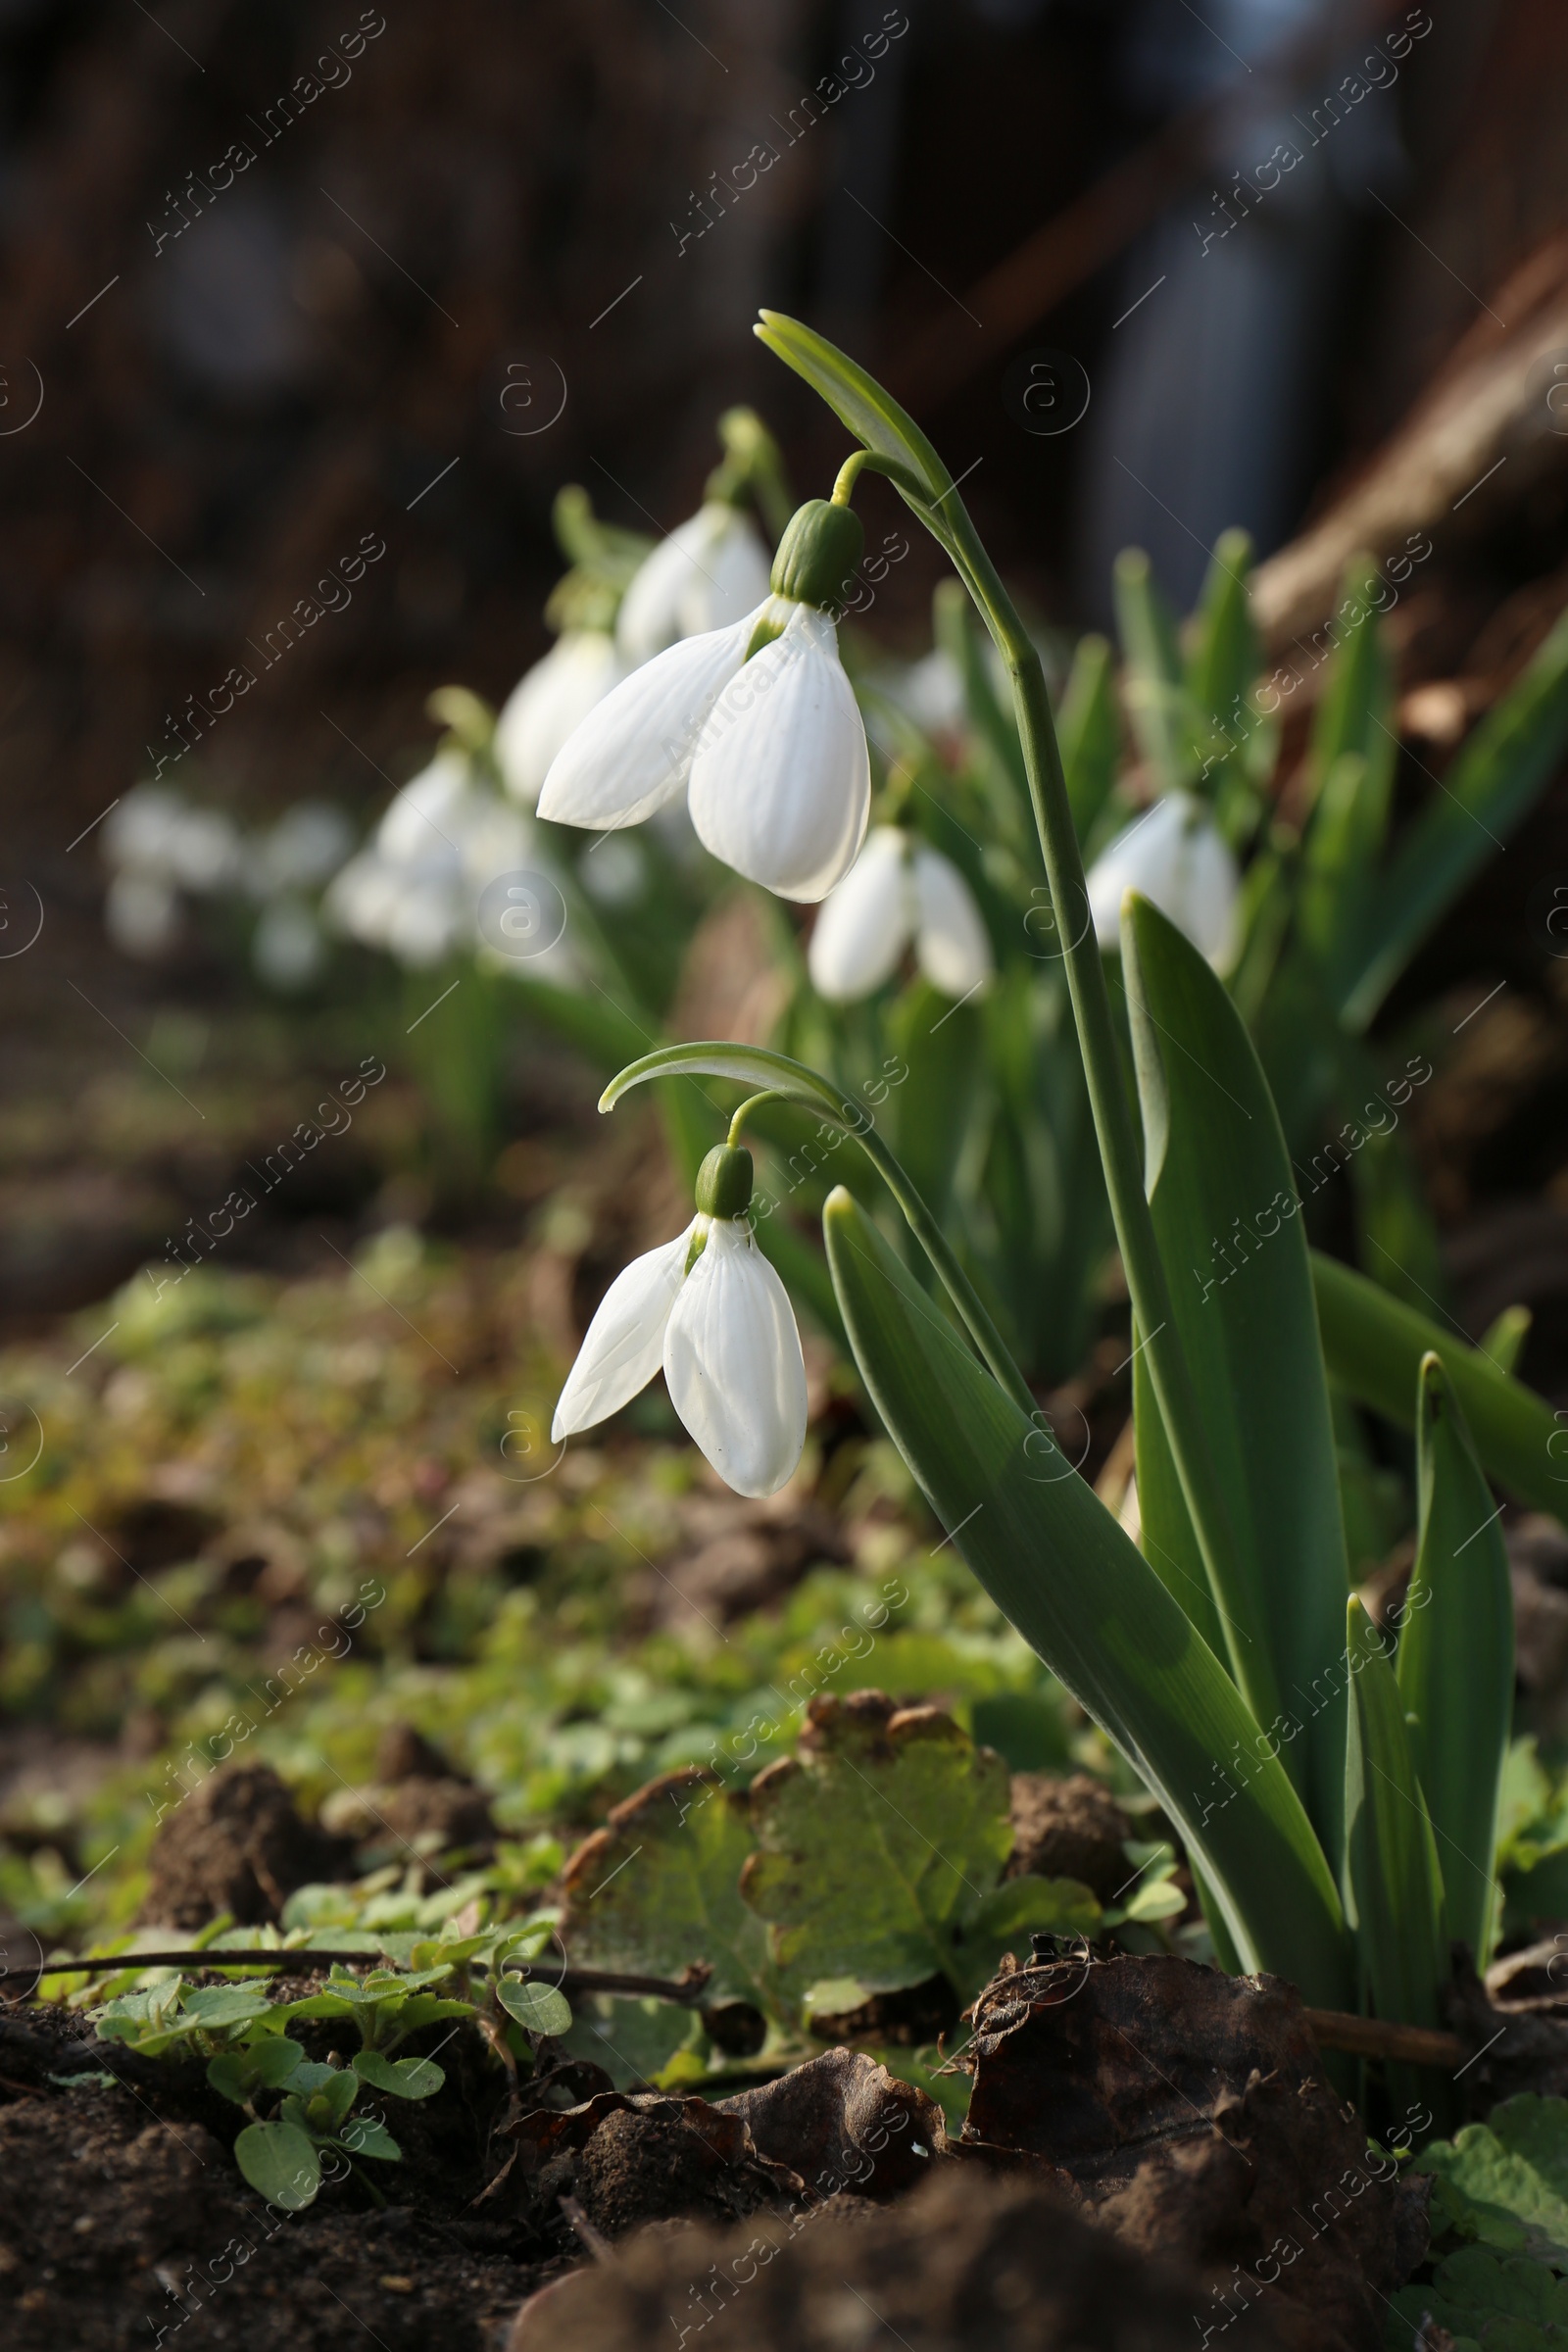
[
  {"xmin": 808, "ymin": 825, "xmax": 994, "ymax": 1004},
  {"xmin": 540, "ymin": 497, "xmax": 871, "ymax": 902},
  {"xmin": 1085, "ymin": 790, "xmax": 1239, "ymax": 969},
  {"xmin": 553, "ymin": 1134, "xmax": 807, "ymax": 1497}
]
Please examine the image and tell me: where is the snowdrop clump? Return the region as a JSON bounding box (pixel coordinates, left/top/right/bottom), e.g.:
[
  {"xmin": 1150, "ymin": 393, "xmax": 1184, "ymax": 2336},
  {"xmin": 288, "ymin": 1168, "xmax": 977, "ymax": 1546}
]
[
  {"xmin": 102, "ymin": 786, "xmax": 245, "ymax": 957},
  {"xmin": 540, "ymin": 495, "xmax": 871, "ymax": 903},
  {"xmin": 553, "ymin": 1140, "xmax": 806, "ymax": 1497},
  {"xmin": 325, "ymin": 749, "xmax": 576, "ymax": 982},
  {"xmin": 808, "ymin": 826, "xmax": 994, "ymax": 1004},
  {"xmin": 1085, "ymin": 790, "xmax": 1240, "ymax": 969}
]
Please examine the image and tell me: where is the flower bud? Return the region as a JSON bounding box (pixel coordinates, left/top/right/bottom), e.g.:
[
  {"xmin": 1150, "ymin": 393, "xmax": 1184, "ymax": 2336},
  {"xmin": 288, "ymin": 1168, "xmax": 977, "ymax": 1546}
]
[
  {"xmin": 770, "ymin": 499, "xmax": 864, "ymax": 613},
  {"xmin": 695, "ymin": 1143, "xmax": 754, "ymax": 1219}
]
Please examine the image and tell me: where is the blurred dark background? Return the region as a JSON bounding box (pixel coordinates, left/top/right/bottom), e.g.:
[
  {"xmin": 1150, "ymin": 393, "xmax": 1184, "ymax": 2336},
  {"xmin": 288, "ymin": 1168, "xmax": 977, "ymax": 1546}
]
[{"xmin": 4, "ymin": 0, "xmax": 1568, "ymax": 1321}]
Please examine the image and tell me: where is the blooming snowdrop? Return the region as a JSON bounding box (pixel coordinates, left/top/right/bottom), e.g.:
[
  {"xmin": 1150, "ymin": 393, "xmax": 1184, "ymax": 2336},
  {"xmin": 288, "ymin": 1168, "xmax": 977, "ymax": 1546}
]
[
  {"xmin": 540, "ymin": 496, "xmax": 871, "ymax": 903},
  {"xmin": 326, "ymin": 750, "xmax": 560, "ymax": 972},
  {"xmin": 552, "ymin": 1142, "xmax": 807, "ymax": 1498},
  {"xmin": 615, "ymin": 501, "xmax": 772, "ymax": 664},
  {"xmin": 102, "ymin": 785, "xmax": 244, "ymax": 957},
  {"xmin": 808, "ymin": 826, "xmax": 994, "ymax": 1004},
  {"xmin": 494, "ymin": 630, "xmax": 626, "ymax": 808},
  {"xmin": 1085, "ymin": 790, "xmax": 1240, "ymax": 969}
]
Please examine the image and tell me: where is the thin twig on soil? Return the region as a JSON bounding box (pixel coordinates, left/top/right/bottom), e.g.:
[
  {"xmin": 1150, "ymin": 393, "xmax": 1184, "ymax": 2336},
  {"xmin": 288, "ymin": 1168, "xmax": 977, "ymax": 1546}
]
[{"xmin": 2, "ymin": 1950, "xmax": 712, "ymax": 2003}]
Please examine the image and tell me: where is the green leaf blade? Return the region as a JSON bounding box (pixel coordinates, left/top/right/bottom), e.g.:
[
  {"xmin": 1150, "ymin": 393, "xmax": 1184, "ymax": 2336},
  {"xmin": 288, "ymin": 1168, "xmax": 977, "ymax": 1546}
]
[
  {"xmin": 233, "ymin": 2119, "xmax": 320, "ymax": 2211},
  {"xmin": 1344, "ymin": 1596, "xmax": 1447, "ymax": 2040},
  {"xmin": 822, "ymin": 1183, "xmax": 1350, "ymax": 2008},
  {"xmin": 753, "ymin": 310, "xmax": 960, "ymax": 528},
  {"xmin": 1121, "ymin": 892, "xmax": 1351, "ymax": 1852},
  {"xmin": 1311, "ymin": 1250, "xmax": 1567, "ymax": 1520},
  {"xmin": 1342, "ymin": 601, "xmax": 1568, "ymax": 1027},
  {"xmin": 1397, "ymin": 1354, "xmax": 1515, "ymax": 1963}
]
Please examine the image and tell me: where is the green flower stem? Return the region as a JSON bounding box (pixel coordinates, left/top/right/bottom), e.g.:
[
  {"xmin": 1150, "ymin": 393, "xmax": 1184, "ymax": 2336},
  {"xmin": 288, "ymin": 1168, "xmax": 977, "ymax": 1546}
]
[
  {"xmin": 726, "ymin": 1091, "xmax": 786, "ymax": 1147},
  {"xmin": 867, "ymin": 464, "xmax": 1265, "ymax": 1703},
  {"xmin": 602, "ymin": 1045, "xmax": 1037, "ymax": 1423}
]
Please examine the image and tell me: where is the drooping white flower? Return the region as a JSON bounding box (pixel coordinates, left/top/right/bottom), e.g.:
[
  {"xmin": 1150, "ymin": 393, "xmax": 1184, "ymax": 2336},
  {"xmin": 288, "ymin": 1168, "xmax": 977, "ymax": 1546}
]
[
  {"xmin": 539, "ymin": 495, "xmax": 872, "ymax": 903},
  {"xmin": 325, "ymin": 751, "xmax": 549, "ymax": 971},
  {"xmin": 104, "ymin": 786, "xmax": 242, "ymax": 894},
  {"xmin": 552, "ymin": 1145, "xmax": 807, "ymax": 1498},
  {"xmin": 1085, "ymin": 790, "xmax": 1240, "ymax": 969},
  {"xmin": 254, "ymin": 803, "xmax": 354, "ymax": 896},
  {"xmin": 615, "ymin": 502, "xmax": 772, "ymax": 665},
  {"xmin": 808, "ymin": 825, "xmax": 994, "ymax": 1004},
  {"xmin": 106, "ymin": 870, "xmax": 179, "ymax": 957},
  {"xmin": 252, "ymin": 894, "xmax": 325, "ymax": 990},
  {"xmin": 495, "ymin": 631, "xmax": 626, "ymax": 808}
]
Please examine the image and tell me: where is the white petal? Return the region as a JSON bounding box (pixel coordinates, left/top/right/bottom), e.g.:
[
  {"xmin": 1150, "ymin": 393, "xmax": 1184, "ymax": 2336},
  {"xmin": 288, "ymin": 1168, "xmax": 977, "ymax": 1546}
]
[
  {"xmin": 495, "ymin": 633, "xmax": 627, "ymax": 807},
  {"xmin": 377, "ymin": 751, "xmax": 473, "ymax": 862},
  {"xmin": 807, "ymin": 827, "xmax": 914, "ymax": 1002},
  {"xmin": 537, "ymin": 610, "xmax": 760, "ymax": 832},
  {"xmin": 552, "ymin": 1225, "xmax": 693, "ymax": 1439},
  {"xmin": 687, "ymin": 606, "xmax": 870, "ymax": 903},
  {"xmin": 662, "ymin": 1221, "xmax": 807, "ymax": 1497},
  {"xmin": 616, "ymin": 507, "xmax": 773, "ymax": 664},
  {"xmin": 1085, "ymin": 791, "xmax": 1241, "ymax": 969},
  {"xmin": 912, "ymin": 846, "xmax": 994, "ymax": 1000}
]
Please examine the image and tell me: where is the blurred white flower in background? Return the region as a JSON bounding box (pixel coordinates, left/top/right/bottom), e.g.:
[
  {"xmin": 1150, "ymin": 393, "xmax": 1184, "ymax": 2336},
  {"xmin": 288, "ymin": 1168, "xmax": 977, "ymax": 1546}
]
[
  {"xmin": 1085, "ymin": 790, "xmax": 1240, "ymax": 969},
  {"xmin": 808, "ymin": 825, "xmax": 994, "ymax": 1004},
  {"xmin": 251, "ymin": 894, "xmax": 325, "ymax": 991},
  {"xmin": 494, "ymin": 630, "xmax": 626, "ymax": 808},
  {"xmin": 101, "ymin": 785, "xmax": 245, "ymax": 958},
  {"xmin": 614, "ymin": 502, "xmax": 773, "ymax": 665},
  {"xmin": 578, "ymin": 832, "xmax": 648, "ymax": 908},
  {"xmin": 325, "ymin": 749, "xmax": 576, "ymax": 982},
  {"xmin": 252, "ymin": 802, "xmax": 355, "ymax": 896}
]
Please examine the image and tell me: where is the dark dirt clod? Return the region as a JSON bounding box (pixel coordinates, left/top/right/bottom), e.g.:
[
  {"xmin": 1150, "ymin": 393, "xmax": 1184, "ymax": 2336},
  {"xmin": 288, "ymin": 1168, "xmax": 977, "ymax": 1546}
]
[
  {"xmin": 505, "ymin": 2164, "xmax": 1287, "ymax": 2350},
  {"xmin": 805, "ymin": 1971, "xmax": 961, "ymax": 2047},
  {"xmin": 1446, "ymin": 1948, "xmax": 1568, "ymax": 2102},
  {"xmin": 961, "ymin": 1951, "xmax": 1427, "ymax": 2352},
  {"xmin": 376, "ymin": 1722, "xmax": 470, "ymax": 1784},
  {"xmin": 1004, "ymin": 1772, "xmax": 1135, "ymax": 1900},
  {"xmin": 716, "ymin": 2046, "xmax": 949, "ymax": 2200},
  {"xmin": 494, "ymin": 2088, "xmax": 802, "ymax": 2249},
  {"xmin": 140, "ymin": 1763, "xmax": 351, "ymax": 1930},
  {"xmin": 0, "ymin": 2081, "xmax": 547, "ymax": 2352}
]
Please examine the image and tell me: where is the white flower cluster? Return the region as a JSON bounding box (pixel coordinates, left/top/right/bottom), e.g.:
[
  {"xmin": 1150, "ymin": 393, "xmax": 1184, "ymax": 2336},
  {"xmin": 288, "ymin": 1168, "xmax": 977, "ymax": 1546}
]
[
  {"xmin": 323, "ymin": 749, "xmax": 574, "ymax": 982},
  {"xmin": 102, "ymin": 787, "xmax": 353, "ymax": 988}
]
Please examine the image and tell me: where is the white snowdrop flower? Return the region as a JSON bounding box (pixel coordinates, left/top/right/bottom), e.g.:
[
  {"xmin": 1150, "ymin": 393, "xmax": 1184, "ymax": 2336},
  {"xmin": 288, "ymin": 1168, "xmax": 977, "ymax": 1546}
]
[
  {"xmin": 1086, "ymin": 790, "xmax": 1240, "ymax": 970},
  {"xmin": 163, "ymin": 808, "xmax": 242, "ymax": 894},
  {"xmin": 540, "ymin": 496, "xmax": 871, "ymax": 903},
  {"xmin": 257, "ymin": 803, "xmax": 354, "ymax": 895},
  {"xmin": 552, "ymin": 1144, "xmax": 807, "ymax": 1499},
  {"xmin": 252, "ymin": 894, "xmax": 325, "ymax": 990},
  {"xmin": 106, "ymin": 870, "xmax": 179, "ymax": 957},
  {"xmin": 494, "ymin": 631, "xmax": 626, "ymax": 808},
  {"xmin": 886, "ymin": 647, "xmax": 966, "ymax": 739},
  {"xmin": 104, "ymin": 786, "xmax": 186, "ymax": 875},
  {"xmin": 808, "ymin": 826, "xmax": 993, "ymax": 1004},
  {"xmin": 615, "ymin": 502, "xmax": 772, "ymax": 665}
]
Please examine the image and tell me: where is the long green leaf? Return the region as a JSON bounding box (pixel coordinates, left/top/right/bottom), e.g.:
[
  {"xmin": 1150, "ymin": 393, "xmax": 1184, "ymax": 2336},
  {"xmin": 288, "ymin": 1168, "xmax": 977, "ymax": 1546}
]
[
  {"xmin": 1121, "ymin": 894, "xmax": 1349, "ymax": 1850},
  {"xmin": 1311, "ymin": 1250, "xmax": 1568, "ymax": 1520},
  {"xmin": 1057, "ymin": 633, "xmax": 1120, "ymax": 844},
  {"xmin": 1396, "ymin": 1354, "xmax": 1514, "ymax": 1964},
  {"xmin": 1342, "ymin": 600, "xmax": 1568, "ymax": 1028},
  {"xmin": 754, "ymin": 310, "xmax": 960, "ymax": 544},
  {"xmin": 1344, "ymin": 1597, "xmax": 1448, "ymax": 2100},
  {"xmin": 1113, "ymin": 549, "xmax": 1192, "ymax": 794},
  {"xmin": 822, "ymin": 1183, "xmax": 1350, "ymax": 2007}
]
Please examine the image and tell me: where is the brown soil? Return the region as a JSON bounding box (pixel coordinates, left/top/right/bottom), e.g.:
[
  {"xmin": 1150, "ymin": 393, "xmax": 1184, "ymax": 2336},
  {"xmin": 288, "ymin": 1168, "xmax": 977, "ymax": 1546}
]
[
  {"xmin": 506, "ymin": 2165, "xmax": 1287, "ymax": 2351},
  {"xmin": 139, "ymin": 1766, "xmax": 351, "ymax": 1933},
  {"xmin": 1004, "ymin": 1773, "xmax": 1136, "ymax": 1900}
]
